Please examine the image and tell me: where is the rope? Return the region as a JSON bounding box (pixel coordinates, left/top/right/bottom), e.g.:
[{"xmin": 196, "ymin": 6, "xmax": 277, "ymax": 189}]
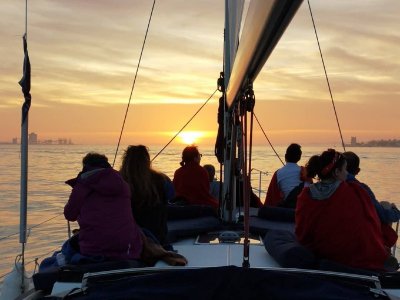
[
  {"xmin": 253, "ymin": 113, "xmax": 284, "ymax": 165},
  {"xmin": 25, "ymin": 247, "xmax": 60, "ymax": 267},
  {"xmin": 0, "ymin": 213, "xmax": 64, "ymax": 242},
  {"xmin": 0, "ymin": 248, "xmax": 59, "ymax": 281},
  {"xmin": 112, "ymin": 0, "xmax": 156, "ymax": 167},
  {"xmin": 307, "ymin": 0, "xmax": 346, "ymax": 151},
  {"xmin": 0, "ymin": 270, "xmax": 12, "ymax": 280},
  {"xmin": 152, "ymin": 88, "xmax": 218, "ymax": 162}
]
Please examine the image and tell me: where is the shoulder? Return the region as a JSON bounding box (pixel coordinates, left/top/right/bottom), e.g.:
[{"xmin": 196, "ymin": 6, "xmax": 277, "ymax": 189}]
[
  {"xmin": 174, "ymin": 166, "xmax": 184, "ymax": 175},
  {"xmin": 277, "ymin": 163, "xmax": 300, "ymax": 174},
  {"xmin": 160, "ymin": 172, "xmax": 172, "ymax": 183},
  {"xmin": 342, "ymin": 181, "xmax": 371, "ymax": 199}
]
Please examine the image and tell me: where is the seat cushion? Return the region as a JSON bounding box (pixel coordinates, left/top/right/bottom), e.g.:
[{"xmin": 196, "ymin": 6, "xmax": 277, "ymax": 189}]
[{"xmin": 264, "ymin": 229, "xmax": 316, "ymax": 269}]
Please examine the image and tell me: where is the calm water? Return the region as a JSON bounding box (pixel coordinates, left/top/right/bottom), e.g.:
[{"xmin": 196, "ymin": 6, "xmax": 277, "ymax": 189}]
[{"xmin": 0, "ymin": 144, "xmax": 399, "ymax": 283}]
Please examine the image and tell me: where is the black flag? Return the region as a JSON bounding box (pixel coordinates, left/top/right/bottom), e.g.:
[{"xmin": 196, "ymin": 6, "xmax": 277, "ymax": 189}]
[{"xmin": 19, "ymin": 34, "xmax": 31, "ymax": 125}]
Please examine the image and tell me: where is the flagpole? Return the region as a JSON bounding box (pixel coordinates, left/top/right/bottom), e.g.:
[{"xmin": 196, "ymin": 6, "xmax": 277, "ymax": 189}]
[{"xmin": 19, "ymin": 0, "xmax": 30, "ymax": 293}]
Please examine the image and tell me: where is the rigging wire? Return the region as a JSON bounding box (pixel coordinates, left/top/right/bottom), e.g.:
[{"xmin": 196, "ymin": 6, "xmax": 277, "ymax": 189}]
[
  {"xmin": 253, "ymin": 113, "xmax": 284, "ymax": 165},
  {"xmin": 307, "ymin": 0, "xmax": 346, "ymax": 151},
  {"xmin": 0, "ymin": 246, "xmax": 63, "ymax": 281},
  {"xmin": 152, "ymin": 88, "xmax": 219, "ymax": 162},
  {"xmin": 112, "ymin": 0, "xmax": 156, "ymax": 167},
  {"xmin": 0, "ymin": 213, "xmax": 64, "ymax": 242}
]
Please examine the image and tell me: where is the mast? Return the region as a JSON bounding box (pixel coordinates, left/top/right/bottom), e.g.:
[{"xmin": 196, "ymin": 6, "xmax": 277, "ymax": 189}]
[
  {"xmin": 222, "ymin": 0, "xmax": 303, "ymax": 267},
  {"xmin": 19, "ymin": 0, "xmax": 31, "ymax": 293},
  {"xmin": 221, "ymin": 0, "xmax": 244, "ymax": 222}
]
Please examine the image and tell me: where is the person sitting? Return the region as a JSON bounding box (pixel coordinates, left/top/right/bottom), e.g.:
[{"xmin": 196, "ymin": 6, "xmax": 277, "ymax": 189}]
[
  {"xmin": 296, "ymin": 149, "xmax": 398, "ymax": 271},
  {"xmin": 64, "ymin": 152, "xmax": 143, "ymax": 261},
  {"xmin": 265, "ymin": 143, "xmax": 310, "ymax": 208},
  {"xmin": 203, "ymin": 164, "xmax": 220, "ymax": 200},
  {"xmin": 120, "ymin": 145, "xmax": 173, "ymax": 247},
  {"xmin": 343, "ymin": 151, "xmax": 400, "ymax": 225},
  {"xmin": 172, "ymin": 145, "xmax": 218, "ymax": 209}
]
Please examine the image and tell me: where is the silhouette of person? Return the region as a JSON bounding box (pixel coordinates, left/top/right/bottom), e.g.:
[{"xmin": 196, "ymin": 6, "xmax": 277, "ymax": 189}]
[
  {"xmin": 296, "ymin": 149, "xmax": 398, "ymax": 271},
  {"xmin": 120, "ymin": 145, "xmax": 174, "ymax": 247},
  {"xmin": 172, "ymin": 145, "xmax": 218, "ymax": 209},
  {"xmin": 203, "ymin": 164, "xmax": 220, "ymax": 200},
  {"xmin": 64, "ymin": 152, "xmax": 143, "ymax": 260},
  {"xmin": 265, "ymin": 143, "xmax": 310, "ymax": 208},
  {"xmin": 343, "ymin": 151, "xmax": 400, "ymax": 224}
]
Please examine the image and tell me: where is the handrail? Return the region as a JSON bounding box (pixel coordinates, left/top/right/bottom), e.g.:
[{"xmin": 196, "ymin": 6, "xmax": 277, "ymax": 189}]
[{"xmin": 250, "ymin": 168, "xmax": 269, "ymax": 200}]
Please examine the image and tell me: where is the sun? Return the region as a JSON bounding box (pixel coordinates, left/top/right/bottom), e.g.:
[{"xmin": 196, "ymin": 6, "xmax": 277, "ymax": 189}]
[{"xmin": 179, "ymin": 131, "xmax": 203, "ymax": 145}]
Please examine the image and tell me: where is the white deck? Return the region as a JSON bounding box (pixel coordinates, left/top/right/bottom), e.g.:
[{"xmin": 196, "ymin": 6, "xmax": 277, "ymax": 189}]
[{"xmin": 155, "ymin": 242, "xmax": 280, "ymax": 268}]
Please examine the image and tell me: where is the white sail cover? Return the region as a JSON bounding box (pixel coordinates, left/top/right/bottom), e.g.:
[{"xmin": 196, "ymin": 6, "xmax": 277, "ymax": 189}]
[
  {"xmin": 226, "ymin": 0, "xmax": 303, "ymax": 107},
  {"xmin": 224, "ymin": 0, "xmax": 245, "ymax": 87}
]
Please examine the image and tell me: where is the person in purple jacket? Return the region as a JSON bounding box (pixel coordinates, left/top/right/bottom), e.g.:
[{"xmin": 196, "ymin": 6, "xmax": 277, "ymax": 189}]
[{"xmin": 64, "ymin": 152, "xmax": 143, "ymax": 261}]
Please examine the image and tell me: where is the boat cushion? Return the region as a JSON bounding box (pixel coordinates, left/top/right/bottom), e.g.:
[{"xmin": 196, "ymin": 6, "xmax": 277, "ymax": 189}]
[
  {"xmin": 33, "ymin": 260, "xmax": 144, "ymax": 293},
  {"xmin": 249, "ymin": 217, "xmax": 295, "ymax": 236},
  {"xmin": 264, "ymin": 229, "xmax": 317, "ymax": 269},
  {"xmin": 167, "ymin": 216, "xmax": 221, "ymax": 242},
  {"xmin": 257, "ymin": 206, "xmax": 295, "ymax": 222},
  {"xmin": 167, "ymin": 204, "xmax": 217, "ymax": 220}
]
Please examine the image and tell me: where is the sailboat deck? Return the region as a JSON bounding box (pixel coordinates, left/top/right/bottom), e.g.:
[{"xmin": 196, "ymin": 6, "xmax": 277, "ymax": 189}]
[{"xmin": 156, "ymin": 243, "xmax": 280, "ymax": 268}]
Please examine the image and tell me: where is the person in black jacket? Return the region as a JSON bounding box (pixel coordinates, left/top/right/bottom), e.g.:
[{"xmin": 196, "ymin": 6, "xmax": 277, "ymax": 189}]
[{"xmin": 120, "ymin": 145, "xmax": 174, "ymax": 248}]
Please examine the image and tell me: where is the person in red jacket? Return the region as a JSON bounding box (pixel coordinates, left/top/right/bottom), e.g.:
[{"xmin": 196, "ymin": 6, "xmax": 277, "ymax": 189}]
[
  {"xmin": 173, "ymin": 145, "xmax": 218, "ymax": 209},
  {"xmin": 296, "ymin": 149, "xmax": 397, "ymax": 271}
]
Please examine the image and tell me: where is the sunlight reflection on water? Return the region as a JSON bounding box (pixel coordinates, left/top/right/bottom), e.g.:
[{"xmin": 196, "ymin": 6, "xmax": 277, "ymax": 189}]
[{"xmin": 0, "ymin": 144, "xmax": 399, "ymax": 282}]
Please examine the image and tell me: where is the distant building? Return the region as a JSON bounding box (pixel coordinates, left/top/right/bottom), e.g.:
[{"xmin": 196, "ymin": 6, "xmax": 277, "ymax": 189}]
[
  {"xmin": 12, "ymin": 138, "xmax": 18, "ymax": 144},
  {"xmin": 350, "ymin": 137, "xmax": 357, "ymax": 146},
  {"xmin": 29, "ymin": 132, "xmax": 38, "ymax": 144}
]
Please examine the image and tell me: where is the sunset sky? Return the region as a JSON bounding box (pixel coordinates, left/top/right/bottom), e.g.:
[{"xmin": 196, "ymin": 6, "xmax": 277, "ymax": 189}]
[{"xmin": 0, "ymin": 0, "xmax": 399, "ymax": 147}]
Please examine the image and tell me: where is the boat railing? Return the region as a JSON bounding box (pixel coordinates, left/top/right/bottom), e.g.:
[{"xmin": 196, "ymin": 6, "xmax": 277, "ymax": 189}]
[
  {"xmin": 0, "ymin": 213, "xmax": 70, "ymax": 282},
  {"xmin": 217, "ymin": 167, "xmax": 270, "ymax": 201},
  {"xmin": 250, "ymin": 168, "xmax": 269, "ymax": 201}
]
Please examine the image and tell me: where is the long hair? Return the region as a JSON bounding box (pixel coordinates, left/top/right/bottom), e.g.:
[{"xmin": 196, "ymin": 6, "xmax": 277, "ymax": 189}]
[{"xmin": 120, "ymin": 145, "xmax": 162, "ymax": 207}]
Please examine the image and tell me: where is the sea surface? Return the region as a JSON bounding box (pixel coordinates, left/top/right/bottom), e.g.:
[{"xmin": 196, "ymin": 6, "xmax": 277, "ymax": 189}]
[{"xmin": 0, "ymin": 144, "xmax": 399, "ymax": 284}]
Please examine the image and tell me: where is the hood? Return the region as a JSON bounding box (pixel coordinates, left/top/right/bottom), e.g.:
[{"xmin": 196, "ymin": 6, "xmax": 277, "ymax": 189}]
[
  {"xmin": 309, "ymin": 180, "xmax": 341, "ymax": 200},
  {"xmin": 67, "ymin": 168, "xmax": 127, "ymax": 196}
]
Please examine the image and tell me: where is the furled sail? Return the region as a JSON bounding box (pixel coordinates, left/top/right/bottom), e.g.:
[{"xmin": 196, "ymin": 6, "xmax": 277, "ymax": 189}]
[
  {"xmin": 224, "ymin": 0, "xmax": 245, "ymax": 87},
  {"xmin": 226, "ymin": 0, "xmax": 303, "ymax": 107},
  {"xmin": 19, "ymin": 34, "xmax": 31, "ymax": 125}
]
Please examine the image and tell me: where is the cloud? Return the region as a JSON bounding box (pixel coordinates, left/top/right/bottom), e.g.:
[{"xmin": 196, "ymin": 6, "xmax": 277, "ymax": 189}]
[{"xmin": 1, "ymin": 0, "xmax": 399, "ymax": 144}]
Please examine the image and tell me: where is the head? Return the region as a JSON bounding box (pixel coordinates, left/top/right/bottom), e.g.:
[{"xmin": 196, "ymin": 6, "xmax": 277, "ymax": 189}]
[
  {"xmin": 180, "ymin": 145, "xmax": 201, "ymax": 166},
  {"xmin": 305, "ymin": 148, "xmax": 347, "ymax": 181},
  {"xmin": 82, "ymin": 152, "xmax": 111, "ymax": 172},
  {"xmin": 203, "ymin": 164, "xmax": 215, "ymax": 182},
  {"xmin": 120, "ymin": 145, "xmax": 151, "ymax": 178},
  {"xmin": 342, "ymin": 151, "xmax": 360, "ymax": 176},
  {"xmin": 120, "ymin": 145, "xmax": 160, "ymax": 205},
  {"xmin": 285, "ymin": 143, "xmax": 302, "ymax": 163}
]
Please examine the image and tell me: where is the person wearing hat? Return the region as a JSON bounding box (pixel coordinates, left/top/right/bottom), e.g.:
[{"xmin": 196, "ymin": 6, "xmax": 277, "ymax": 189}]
[{"xmin": 172, "ymin": 145, "xmax": 218, "ymax": 209}]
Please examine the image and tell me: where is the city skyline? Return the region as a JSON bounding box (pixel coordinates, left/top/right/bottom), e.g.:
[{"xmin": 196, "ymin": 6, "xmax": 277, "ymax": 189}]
[{"xmin": 0, "ymin": 132, "xmax": 73, "ymax": 145}]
